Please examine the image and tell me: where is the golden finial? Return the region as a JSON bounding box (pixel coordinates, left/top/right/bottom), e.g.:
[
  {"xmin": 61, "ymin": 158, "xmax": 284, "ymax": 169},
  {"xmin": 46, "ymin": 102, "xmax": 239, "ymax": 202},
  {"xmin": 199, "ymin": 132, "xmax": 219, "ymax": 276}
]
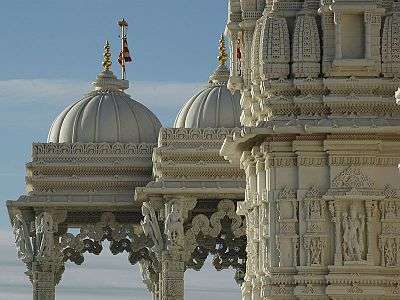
[
  {"xmin": 218, "ymin": 34, "xmax": 227, "ymax": 66},
  {"xmin": 102, "ymin": 40, "xmax": 112, "ymax": 71}
]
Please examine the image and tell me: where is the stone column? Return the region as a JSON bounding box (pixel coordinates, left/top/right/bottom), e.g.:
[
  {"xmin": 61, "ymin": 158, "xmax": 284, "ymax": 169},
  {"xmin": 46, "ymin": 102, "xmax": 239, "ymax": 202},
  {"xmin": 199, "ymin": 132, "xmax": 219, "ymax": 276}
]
[
  {"xmin": 364, "ymin": 12, "xmax": 372, "ymax": 60},
  {"xmin": 154, "ymin": 274, "xmax": 161, "ymax": 300},
  {"xmin": 11, "ymin": 211, "xmax": 65, "ymax": 300},
  {"xmin": 251, "ymin": 277, "xmax": 261, "ymax": 300},
  {"xmin": 153, "ymin": 281, "xmax": 161, "ymax": 300},
  {"xmin": 230, "ymin": 30, "xmax": 239, "ymax": 78},
  {"xmin": 241, "ymin": 281, "xmax": 252, "ymax": 300},
  {"xmin": 32, "ymin": 212, "xmax": 64, "ymax": 300},
  {"xmin": 329, "ymin": 201, "xmax": 343, "ymax": 265},
  {"xmin": 161, "ymin": 252, "xmax": 185, "ymax": 300},
  {"xmin": 161, "ymin": 197, "xmax": 196, "ymax": 300},
  {"xmin": 333, "ymin": 12, "xmax": 342, "ymax": 59},
  {"xmin": 365, "ymin": 199, "xmax": 380, "ymax": 265},
  {"xmin": 226, "ymin": 24, "xmax": 244, "ymax": 92},
  {"xmin": 32, "ymin": 260, "xmax": 58, "ymax": 300},
  {"xmin": 239, "ymin": 16, "xmax": 257, "ymax": 89}
]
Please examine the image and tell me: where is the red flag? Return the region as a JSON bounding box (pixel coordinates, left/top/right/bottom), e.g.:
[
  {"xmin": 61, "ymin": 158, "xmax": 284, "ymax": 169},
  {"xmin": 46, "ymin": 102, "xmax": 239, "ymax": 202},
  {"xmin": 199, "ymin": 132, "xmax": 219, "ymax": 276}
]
[
  {"xmin": 118, "ymin": 38, "xmax": 132, "ymax": 66},
  {"xmin": 236, "ymin": 46, "xmax": 242, "ymax": 60},
  {"xmin": 237, "ymin": 38, "xmax": 242, "ymax": 76}
]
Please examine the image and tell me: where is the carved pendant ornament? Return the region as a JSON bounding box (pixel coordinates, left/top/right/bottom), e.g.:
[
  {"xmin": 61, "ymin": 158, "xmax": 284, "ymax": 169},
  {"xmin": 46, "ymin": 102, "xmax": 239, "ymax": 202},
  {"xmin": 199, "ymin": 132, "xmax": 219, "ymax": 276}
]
[
  {"xmin": 183, "ymin": 200, "xmax": 247, "ymax": 285},
  {"xmin": 60, "ymin": 212, "xmax": 154, "ymax": 267}
]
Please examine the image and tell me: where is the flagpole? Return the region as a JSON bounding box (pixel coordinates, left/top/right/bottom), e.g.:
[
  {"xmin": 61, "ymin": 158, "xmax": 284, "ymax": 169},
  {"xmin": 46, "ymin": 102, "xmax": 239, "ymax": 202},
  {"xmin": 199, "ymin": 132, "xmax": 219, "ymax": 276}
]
[{"xmin": 118, "ymin": 18, "xmax": 128, "ymax": 80}]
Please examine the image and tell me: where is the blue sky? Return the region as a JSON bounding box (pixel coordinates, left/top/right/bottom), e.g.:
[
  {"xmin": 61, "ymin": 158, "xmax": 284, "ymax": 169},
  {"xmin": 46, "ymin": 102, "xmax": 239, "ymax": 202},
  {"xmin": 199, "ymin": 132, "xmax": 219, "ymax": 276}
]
[{"xmin": 0, "ymin": 1, "xmax": 240, "ymax": 298}]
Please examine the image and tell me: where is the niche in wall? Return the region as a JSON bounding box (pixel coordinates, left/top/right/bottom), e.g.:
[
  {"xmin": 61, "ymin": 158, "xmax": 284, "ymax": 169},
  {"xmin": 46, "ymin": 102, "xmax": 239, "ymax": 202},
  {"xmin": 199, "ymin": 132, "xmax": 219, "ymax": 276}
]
[{"xmin": 341, "ymin": 14, "xmax": 365, "ymax": 59}]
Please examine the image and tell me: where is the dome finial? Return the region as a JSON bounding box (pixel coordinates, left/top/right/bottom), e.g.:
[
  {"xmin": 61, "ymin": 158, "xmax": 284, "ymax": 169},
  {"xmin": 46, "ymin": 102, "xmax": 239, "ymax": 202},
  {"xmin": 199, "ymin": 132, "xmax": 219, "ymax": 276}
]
[
  {"xmin": 94, "ymin": 40, "xmax": 129, "ymax": 91},
  {"xmin": 102, "ymin": 40, "xmax": 112, "ymax": 72},
  {"xmin": 218, "ymin": 34, "xmax": 227, "ymax": 66}
]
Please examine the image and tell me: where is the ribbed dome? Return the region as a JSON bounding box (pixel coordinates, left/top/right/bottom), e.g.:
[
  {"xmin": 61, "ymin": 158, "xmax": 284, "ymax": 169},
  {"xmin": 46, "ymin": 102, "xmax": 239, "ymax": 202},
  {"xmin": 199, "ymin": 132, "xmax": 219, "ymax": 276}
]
[
  {"xmin": 48, "ymin": 70, "xmax": 161, "ymax": 144},
  {"xmin": 174, "ymin": 64, "xmax": 241, "ymax": 128}
]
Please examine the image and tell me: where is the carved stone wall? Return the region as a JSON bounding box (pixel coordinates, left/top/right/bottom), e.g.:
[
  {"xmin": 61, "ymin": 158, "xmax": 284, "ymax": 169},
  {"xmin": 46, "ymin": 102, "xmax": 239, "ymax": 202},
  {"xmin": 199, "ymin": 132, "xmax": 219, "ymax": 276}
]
[
  {"xmin": 223, "ymin": 132, "xmax": 400, "ymax": 299},
  {"xmin": 226, "ymin": 0, "xmax": 400, "ymax": 126}
]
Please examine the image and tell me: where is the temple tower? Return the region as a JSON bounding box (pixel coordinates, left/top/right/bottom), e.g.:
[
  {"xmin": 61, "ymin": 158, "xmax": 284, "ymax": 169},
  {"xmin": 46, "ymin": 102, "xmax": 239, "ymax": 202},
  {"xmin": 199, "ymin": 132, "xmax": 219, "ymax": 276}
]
[{"xmin": 223, "ymin": 0, "xmax": 400, "ymax": 299}]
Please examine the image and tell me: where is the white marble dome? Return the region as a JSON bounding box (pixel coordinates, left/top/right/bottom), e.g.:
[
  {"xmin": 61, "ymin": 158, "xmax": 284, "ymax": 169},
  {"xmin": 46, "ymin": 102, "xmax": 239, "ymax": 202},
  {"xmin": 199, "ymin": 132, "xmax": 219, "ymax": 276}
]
[
  {"xmin": 48, "ymin": 70, "xmax": 161, "ymax": 144},
  {"xmin": 174, "ymin": 64, "xmax": 241, "ymax": 128}
]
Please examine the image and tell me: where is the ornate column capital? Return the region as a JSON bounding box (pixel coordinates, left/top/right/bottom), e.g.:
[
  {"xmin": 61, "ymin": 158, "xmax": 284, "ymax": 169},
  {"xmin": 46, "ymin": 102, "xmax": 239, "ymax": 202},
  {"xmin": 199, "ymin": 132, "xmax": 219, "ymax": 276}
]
[{"xmin": 12, "ymin": 210, "xmax": 66, "ymax": 300}]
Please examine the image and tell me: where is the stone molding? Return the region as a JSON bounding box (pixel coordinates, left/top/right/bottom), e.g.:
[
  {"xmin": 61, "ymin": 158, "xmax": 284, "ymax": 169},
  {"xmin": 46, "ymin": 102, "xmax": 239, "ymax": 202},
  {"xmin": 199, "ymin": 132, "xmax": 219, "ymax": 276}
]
[
  {"xmin": 32, "ymin": 142, "xmax": 155, "ymax": 159},
  {"xmin": 26, "ymin": 143, "xmax": 155, "ymax": 195}
]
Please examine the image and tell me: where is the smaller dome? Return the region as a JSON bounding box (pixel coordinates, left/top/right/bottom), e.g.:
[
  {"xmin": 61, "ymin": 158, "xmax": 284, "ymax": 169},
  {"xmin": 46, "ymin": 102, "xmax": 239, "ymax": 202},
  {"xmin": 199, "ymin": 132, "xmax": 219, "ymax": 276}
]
[
  {"xmin": 49, "ymin": 41, "xmax": 161, "ymax": 144},
  {"xmin": 48, "ymin": 71, "xmax": 161, "ymax": 144},
  {"xmin": 174, "ymin": 37, "xmax": 241, "ymax": 128}
]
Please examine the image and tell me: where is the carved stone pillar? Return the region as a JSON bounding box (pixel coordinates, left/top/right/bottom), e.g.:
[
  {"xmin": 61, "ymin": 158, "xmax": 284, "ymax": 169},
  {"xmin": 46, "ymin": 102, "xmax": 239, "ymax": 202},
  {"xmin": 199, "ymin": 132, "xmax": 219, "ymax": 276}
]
[
  {"xmin": 241, "ymin": 280, "xmax": 252, "ymax": 300},
  {"xmin": 333, "ymin": 12, "xmax": 342, "ymax": 60},
  {"xmin": 241, "ymin": 152, "xmax": 256, "ymax": 296},
  {"xmin": 329, "ymin": 201, "xmax": 343, "ymax": 265},
  {"xmin": 365, "ymin": 199, "xmax": 380, "ymax": 265},
  {"xmin": 12, "ymin": 210, "xmax": 65, "ymax": 300},
  {"xmin": 161, "ymin": 197, "xmax": 196, "ymax": 300},
  {"xmin": 32, "ymin": 260, "xmax": 58, "ymax": 300},
  {"xmin": 239, "ymin": 17, "xmax": 257, "ymax": 89},
  {"xmin": 251, "ymin": 276, "xmax": 262, "ymax": 300},
  {"xmin": 227, "ymin": 26, "xmax": 244, "ymax": 92},
  {"xmin": 229, "ymin": 30, "xmax": 240, "ymax": 78},
  {"xmin": 32, "ymin": 212, "xmax": 65, "ymax": 300},
  {"xmin": 319, "ymin": 4, "xmax": 335, "ymax": 75},
  {"xmin": 160, "ymin": 252, "xmax": 185, "ymax": 300}
]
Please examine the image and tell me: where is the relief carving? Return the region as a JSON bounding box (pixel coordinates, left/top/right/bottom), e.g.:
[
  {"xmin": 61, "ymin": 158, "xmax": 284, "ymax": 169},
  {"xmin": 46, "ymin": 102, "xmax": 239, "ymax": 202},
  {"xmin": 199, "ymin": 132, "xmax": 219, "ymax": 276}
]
[
  {"xmin": 12, "ymin": 211, "xmax": 65, "ymax": 286},
  {"xmin": 141, "ymin": 202, "xmax": 164, "ymax": 252},
  {"xmin": 165, "ymin": 201, "xmax": 185, "ymax": 250},
  {"xmin": 13, "ymin": 213, "xmax": 34, "ymax": 264},
  {"xmin": 384, "ymin": 238, "xmax": 397, "ymax": 267},
  {"xmin": 310, "ymin": 238, "xmax": 322, "ymax": 265},
  {"xmin": 342, "ymin": 205, "xmax": 365, "ymax": 262},
  {"xmin": 35, "ymin": 212, "xmax": 56, "ymax": 258}
]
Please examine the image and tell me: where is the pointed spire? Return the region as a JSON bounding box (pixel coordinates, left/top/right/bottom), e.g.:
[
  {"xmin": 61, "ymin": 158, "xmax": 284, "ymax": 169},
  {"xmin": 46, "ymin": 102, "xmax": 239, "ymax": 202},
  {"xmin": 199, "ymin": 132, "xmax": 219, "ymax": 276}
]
[
  {"xmin": 102, "ymin": 40, "xmax": 112, "ymax": 72},
  {"xmin": 218, "ymin": 34, "xmax": 228, "ymax": 66},
  {"xmin": 209, "ymin": 34, "xmax": 230, "ymax": 85}
]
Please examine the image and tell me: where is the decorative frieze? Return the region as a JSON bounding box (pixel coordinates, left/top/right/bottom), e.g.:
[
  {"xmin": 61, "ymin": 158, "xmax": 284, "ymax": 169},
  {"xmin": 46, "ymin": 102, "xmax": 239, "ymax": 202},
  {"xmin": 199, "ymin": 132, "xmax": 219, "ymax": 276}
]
[
  {"xmin": 32, "ymin": 142, "xmax": 155, "ymax": 159},
  {"xmin": 159, "ymin": 128, "xmax": 241, "ymax": 147}
]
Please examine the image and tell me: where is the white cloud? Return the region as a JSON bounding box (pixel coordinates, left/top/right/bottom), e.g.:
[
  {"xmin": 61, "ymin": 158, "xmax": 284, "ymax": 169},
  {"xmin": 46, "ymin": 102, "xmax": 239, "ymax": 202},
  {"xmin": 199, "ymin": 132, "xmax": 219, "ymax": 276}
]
[
  {"xmin": 0, "ymin": 228, "xmax": 14, "ymax": 246},
  {"xmin": 0, "ymin": 78, "xmax": 204, "ymax": 126},
  {"xmin": 0, "ymin": 79, "xmax": 88, "ymax": 104}
]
